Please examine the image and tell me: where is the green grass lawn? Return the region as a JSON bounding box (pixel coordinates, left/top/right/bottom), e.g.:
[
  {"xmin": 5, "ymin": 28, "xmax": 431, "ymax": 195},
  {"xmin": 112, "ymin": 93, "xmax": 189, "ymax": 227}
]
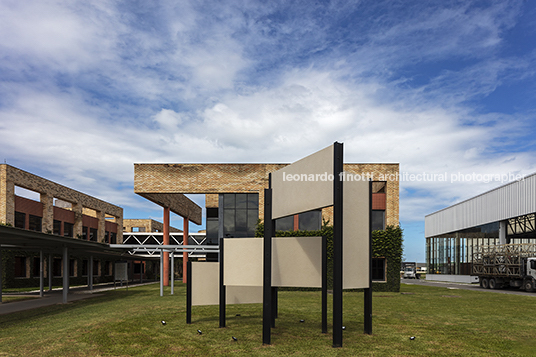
[{"xmin": 1, "ymin": 283, "xmax": 535, "ymax": 356}]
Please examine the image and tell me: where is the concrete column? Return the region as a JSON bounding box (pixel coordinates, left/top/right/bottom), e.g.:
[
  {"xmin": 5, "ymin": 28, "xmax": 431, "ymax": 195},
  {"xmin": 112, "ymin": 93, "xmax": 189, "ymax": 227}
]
[
  {"xmin": 0, "ymin": 171, "xmax": 15, "ymax": 225},
  {"xmin": 73, "ymin": 203, "xmax": 83, "ymax": 239},
  {"xmin": 40, "ymin": 250, "xmax": 44, "ymax": 297},
  {"xmin": 97, "ymin": 210, "xmax": 106, "ymax": 243},
  {"xmin": 115, "ymin": 216, "xmax": 123, "ymax": 244},
  {"xmin": 183, "ymin": 218, "xmax": 189, "ymax": 284},
  {"xmin": 40, "ymin": 193, "xmax": 54, "ymax": 234},
  {"xmin": 62, "ymin": 247, "xmax": 69, "ymax": 304},
  {"xmin": 499, "ymin": 220, "xmax": 507, "ymax": 244},
  {"xmin": 163, "ymin": 207, "xmax": 170, "ymax": 286}
]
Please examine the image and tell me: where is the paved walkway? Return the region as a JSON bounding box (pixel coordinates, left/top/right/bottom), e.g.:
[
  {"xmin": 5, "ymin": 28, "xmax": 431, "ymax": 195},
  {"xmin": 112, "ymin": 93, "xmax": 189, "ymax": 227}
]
[
  {"xmin": 0, "ymin": 281, "xmax": 157, "ymax": 315},
  {"xmin": 401, "ymin": 278, "xmax": 536, "ymax": 297}
]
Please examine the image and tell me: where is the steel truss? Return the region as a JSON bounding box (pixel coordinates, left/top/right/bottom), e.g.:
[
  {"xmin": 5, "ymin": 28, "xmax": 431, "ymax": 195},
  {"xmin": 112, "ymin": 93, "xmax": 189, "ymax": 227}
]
[{"xmin": 472, "ymin": 243, "xmax": 536, "ymax": 277}]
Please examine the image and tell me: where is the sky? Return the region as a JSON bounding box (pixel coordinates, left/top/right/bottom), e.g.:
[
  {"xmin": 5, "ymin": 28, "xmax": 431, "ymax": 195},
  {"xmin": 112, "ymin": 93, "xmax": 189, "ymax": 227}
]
[{"xmin": 1, "ymin": 0, "xmax": 536, "ymax": 262}]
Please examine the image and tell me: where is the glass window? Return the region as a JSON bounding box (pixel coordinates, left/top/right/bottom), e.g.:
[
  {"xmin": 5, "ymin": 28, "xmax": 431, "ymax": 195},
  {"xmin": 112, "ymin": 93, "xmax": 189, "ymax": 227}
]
[
  {"xmin": 110, "ymin": 232, "xmax": 117, "ymax": 244},
  {"xmin": 223, "ymin": 194, "xmax": 235, "ymax": 208},
  {"xmin": 90, "ymin": 228, "xmax": 98, "ymax": 242},
  {"xmin": 223, "ymin": 209, "xmax": 235, "ymax": 236},
  {"xmin": 64, "ymin": 222, "xmax": 74, "ymax": 237},
  {"xmin": 371, "ymin": 211, "xmax": 385, "ymax": 231},
  {"xmin": 247, "ymin": 193, "xmax": 259, "ymax": 209},
  {"xmin": 53, "ymin": 220, "xmax": 61, "ymax": 235},
  {"xmin": 28, "ymin": 215, "xmax": 42, "ymax": 232},
  {"xmin": 372, "ymin": 258, "xmax": 386, "ymax": 281},
  {"xmin": 299, "ymin": 210, "xmax": 321, "ymax": 231},
  {"xmin": 53, "ymin": 258, "xmax": 62, "ymax": 277},
  {"xmin": 275, "ymin": 216, "xmax": 294, "ymax": 231},
  {"xmin": 93, "ymin": 260, "xmax": 99, "ymax": 276},
  {"xmin": 15, "ymin": 257, "xmax": 27, "ymax": 278},
  {"xmin": 82, "ymin": 260, "xmax": 89, "ymax": 276},
  {"xmin": 236, "ymin": 194, "xmax": 247, "ymax": 209},
  {"xmin": 82, "ymin": 226, "xmax": 88, "ymax": 240},
  {"xmin": 15, "ymin": 211, "xmax": 26, "ymax": 229},
  {"xmin": 33, "ymin": 257, "xmax": 41, "ymax": 277},
  {"xmin": 236, "ymin": 209, "xmax": 247, "ymax": 231}
]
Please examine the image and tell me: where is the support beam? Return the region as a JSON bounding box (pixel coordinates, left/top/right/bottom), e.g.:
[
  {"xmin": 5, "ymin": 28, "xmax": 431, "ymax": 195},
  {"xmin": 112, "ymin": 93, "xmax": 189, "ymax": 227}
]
[
  {"xmin": 160, "ymin": 250, "xmax": 164, "ymax": 297},
  {"xmin": 333, "ymin": 142, "xmax": 343, "ymax": 347},
  {"xmin": 171, "ymin": 252, "xmax": 174, "ymax": 295},
  {"xmin": 322, "ymin": 235, "xmax": 327, "ymax": 334},
  {"xmin": 364, "ymin": 180, "xmax": 373, "ymax": 335},
  {"xmin": 163, "ymin": 207, "xmax": 170, "ymax": 286},
  {"xmin": 186, "ymin": 260, "xmax": 192, "ymax": 324},
  {"xmin": 263, "ymin": 184, "xmax": 273, "ymax": 345},
  {"xmin": 62, "ymin": 246, "xmax": 69, "ymax": 304},
  {"xmin": 39, "ymin": 250, "xmax": 44, "ymax": 297},
  {"xmin": 183, "ymin": 218, "xmax": 189, "ymax": 284},
  {"xmin": 219, "ymin": 239, "xmax": 226, "ymax": 328}
]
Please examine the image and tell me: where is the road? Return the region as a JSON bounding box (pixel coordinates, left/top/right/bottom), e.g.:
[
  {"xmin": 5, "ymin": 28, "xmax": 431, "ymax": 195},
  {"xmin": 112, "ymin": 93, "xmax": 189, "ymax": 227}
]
[{"xmin": 401, "ymin": 278, "xmax": 536, "ymax": 297}]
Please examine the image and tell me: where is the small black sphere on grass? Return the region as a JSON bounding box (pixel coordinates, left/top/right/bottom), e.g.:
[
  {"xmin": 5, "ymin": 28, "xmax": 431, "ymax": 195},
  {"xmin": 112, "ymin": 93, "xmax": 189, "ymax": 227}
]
[
  {"xmin": 197, "ymin": 330, "xmax": 202, "ymax": 335},
  {"xmin": 299, "ymin": 319, "xmax": 305, "ymax": 323},
  {"xmin": 410, "ymin": 336, "xmax": 415, "ymax": 340},
  {"xmin": 232, "ymin": 336, "xmax": 238, "ymax": 342},
  {"xmin": 161, "ymin": 321, "xmax": 166, "ymax": 325},
  {"xmin": 342, "ymin": 326, "xmax": 346, "ymax": 330}
]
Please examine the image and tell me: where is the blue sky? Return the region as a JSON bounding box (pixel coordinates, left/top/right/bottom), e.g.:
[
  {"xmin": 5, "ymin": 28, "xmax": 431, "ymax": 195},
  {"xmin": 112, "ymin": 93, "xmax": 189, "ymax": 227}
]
[{"xmin": 1, "ymin": 0, "xmax": 536, "ymax": 262}]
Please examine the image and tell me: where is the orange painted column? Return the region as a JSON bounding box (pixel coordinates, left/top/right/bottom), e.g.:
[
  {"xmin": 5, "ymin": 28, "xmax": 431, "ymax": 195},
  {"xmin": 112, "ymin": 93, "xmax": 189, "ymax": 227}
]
[
  {"xmin": 293, "ymin": 214, "xmax": 299, "ymax": 231},
  {"xmin": 183, "ymin": 218, "xmax": 189, "ymax": 283},
  {"xmin": 163, "ymin": 207, "xmax": 170, "ymax": 286}
]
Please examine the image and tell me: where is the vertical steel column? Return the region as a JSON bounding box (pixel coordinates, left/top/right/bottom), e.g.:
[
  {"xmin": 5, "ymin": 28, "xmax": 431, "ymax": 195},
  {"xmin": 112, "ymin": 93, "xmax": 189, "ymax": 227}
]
[
  {"xmin": 219, "ymin": 239, "xmax": 226, "ymax": 328},
  {"xmin": 364, "ymin": 180, "xmax": 373, "ymax": 335},
  {"xmin": 322, "ymin": 235, "xmax": 327, "ymax": 334},
  {"xmin": 163, "ymin": 207, "xmax": 170, "ymax": 286},
  {"xmin": 263, "ymin": 185, "xmax": 273, "ymax": 345},
  {"xmin": 186, "ymin": 260, "xmax": 192, "ymax": 324},
  {"xmin": 62, "ymin": 246, "xmax": 69, "ymax": 304},
  {"xmin": 183, "ymin": 218, "xmax": 189, "ymax": 284},
  {"xmin": 39, "ymin": 250, "xmax": 44, "ymax": 297},
  {"xmin": 89, "ymin": 256, "xmax": 94, "ymax": 291},
  {"xmin": 171, "ymin": 252, "xmax": 174, "ymax": 295},
  {"xmin": 333, "ymin": 142, "xmax": 343, "ymax": 347},
  {"xmin": 160, "ymin": 249, "xmax": 164, "ymax": 297}
]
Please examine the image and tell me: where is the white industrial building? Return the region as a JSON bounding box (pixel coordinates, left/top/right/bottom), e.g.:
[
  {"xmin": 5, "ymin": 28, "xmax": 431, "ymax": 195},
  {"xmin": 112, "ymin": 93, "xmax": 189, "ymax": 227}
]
[{"xmin": 425, "ymin": 173, "xmax": 536, "ymax": 283}]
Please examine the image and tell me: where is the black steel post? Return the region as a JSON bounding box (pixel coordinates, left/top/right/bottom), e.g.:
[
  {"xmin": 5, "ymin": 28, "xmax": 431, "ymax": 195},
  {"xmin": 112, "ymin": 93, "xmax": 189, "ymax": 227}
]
[
  {"xmin": 220, "ymin": 238, "xmax": 226, "ymax": 328},
  {"xmin": 186, "ymin": 260, "xmax": 192, "ymax": 324},
  {"xmin": 322, "ymin": 235, "xmax": 327, "ymax": 334},
  {"xmin": 364, "ymin": 180, "xmax": 373, "ymax": 334},
  {"xmin": 333, "ymin": 142, "xmax": 344, "ymax": 347},
  {"xmin": 263, "ymin": 183, "xmax": 273, "ymax": 345}
]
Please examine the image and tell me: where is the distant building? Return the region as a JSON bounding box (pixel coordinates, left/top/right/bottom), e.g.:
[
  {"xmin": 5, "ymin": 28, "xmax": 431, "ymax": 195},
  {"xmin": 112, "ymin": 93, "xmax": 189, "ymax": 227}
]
[{"xmin": 425, "ymin": 173, "xmax": 536, "ymax": 283}]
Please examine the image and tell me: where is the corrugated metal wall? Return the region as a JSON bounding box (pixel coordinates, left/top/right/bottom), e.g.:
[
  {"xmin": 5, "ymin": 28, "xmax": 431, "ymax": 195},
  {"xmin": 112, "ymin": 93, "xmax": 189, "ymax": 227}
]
[{"xmin": 425, "ymin": 174, "xmax": 536, "ymax": 237}]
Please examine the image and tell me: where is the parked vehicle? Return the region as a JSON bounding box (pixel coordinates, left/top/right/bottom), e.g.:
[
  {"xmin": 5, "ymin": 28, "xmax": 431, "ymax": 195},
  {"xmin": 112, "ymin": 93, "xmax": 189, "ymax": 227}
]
[
  {"xmin": 402, "ymin": 262, "xmax": 420, "ymax": 279},
  {"xmin": 472, "ymin": 243, "xmax": 536, "ymax": 291}
]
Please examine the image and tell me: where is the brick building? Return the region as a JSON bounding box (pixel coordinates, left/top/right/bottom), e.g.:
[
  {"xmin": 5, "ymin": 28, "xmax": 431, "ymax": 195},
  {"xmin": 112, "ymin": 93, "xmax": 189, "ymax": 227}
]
[
  {"xmin": 0, "ymin": 164, "xmax": 124, "ymax": 289},
  {"xmin": 134, "ymin": 163, "xmax": 399, "ymax": 243}
]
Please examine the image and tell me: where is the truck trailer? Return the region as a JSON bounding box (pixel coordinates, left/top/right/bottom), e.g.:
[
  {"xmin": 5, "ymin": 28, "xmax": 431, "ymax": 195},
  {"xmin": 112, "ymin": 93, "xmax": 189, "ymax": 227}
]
[{"xmin": 472, "ymin": 243, "xmax": 536, "ymax": 291}]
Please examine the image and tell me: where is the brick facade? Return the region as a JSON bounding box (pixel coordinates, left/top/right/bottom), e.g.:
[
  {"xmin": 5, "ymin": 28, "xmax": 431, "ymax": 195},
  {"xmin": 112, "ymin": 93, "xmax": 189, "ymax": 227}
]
[
  {"xmin": 123, "ymin": 219, "xmax": 182, "ymax": 233},
  {"xmin": 134, "ymin": 163, "xmax": 399, "ymax": 227},
  {"xmin": 0, "ymin": 164, "xmax": 123, "ymax": 243}
]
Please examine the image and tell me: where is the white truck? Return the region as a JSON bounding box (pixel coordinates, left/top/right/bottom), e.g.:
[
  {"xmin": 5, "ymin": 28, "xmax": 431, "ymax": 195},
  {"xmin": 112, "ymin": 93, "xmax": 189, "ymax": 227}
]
[
  {"xmin": 472, "ymin": 243, "xmax": 536, "ymax": 291},
  {"xmin": 402, "ymin": 262, "xmax": 420, "ymax": 279}
]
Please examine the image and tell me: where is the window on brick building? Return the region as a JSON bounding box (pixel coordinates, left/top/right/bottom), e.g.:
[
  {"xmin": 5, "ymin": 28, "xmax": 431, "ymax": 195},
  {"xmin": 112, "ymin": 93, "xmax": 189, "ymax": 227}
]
[
  {"xmin": 15, "ymin": 256, "xmax": 27, "ymax": 278},
  {"xmin": 110, "ymin": 232, "xmax": 117, "ymax": 244},
  {"xmin": 64, "ymin": 222, "xmax": 73, "ymax": 237},
  {"xmin": 93, "ymin": 260, "xmax": 100, "ymax": 276},
  {"xmin": 371, "ymin": 210, "xmax": 385, "ymax": 231},
  {"xmin": 221, "ymin": 193, "xmax": 258, "ymax": 238},
  {"xmin": 32, "ymin": 257, "xmax": 41, "ymax": 277},
  {"xmin": 28, "ymin": 215, "xmax": 42, "ymax": 232},
  {"xmin": 15, "ymin": 211, "xmax": 26, "ymax": 229},
  {"xmin": 53, "ymin": 258, "xmax": 62, "ymax": 277},
  {"xmin": 90, "ymin": 228, "xmax": 98, "ymax": 242},
  {"xmin": 53, "ymin": 220, "xmax": 61, "ymax": 235},
  {"xmin": 69, "ymin": 259, "xmax": 76, "ymax": 277},
  {"xmin": 82, "ymin": 260, "xmax": 89, "ymax": 276}
]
